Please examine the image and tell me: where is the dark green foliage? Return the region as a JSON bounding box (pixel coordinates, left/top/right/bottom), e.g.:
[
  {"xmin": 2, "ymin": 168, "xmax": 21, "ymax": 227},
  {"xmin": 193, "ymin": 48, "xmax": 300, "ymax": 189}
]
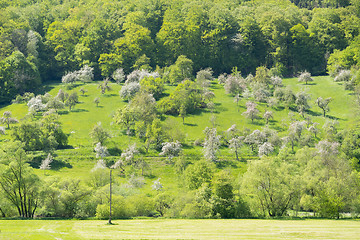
[
  {"xmin": 1, "ymin": 0, "xmax": 359, "ymax": 105},
  {"xmin": 158, "ymin": 80, "xmax": 204, "ymax": 115},
  {"xmin": 12, "ymin": 114, "xmax": 68, "ymax": 151}
]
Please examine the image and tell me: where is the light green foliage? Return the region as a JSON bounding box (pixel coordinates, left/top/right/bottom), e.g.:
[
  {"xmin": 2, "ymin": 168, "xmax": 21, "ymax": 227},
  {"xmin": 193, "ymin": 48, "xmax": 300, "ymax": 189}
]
[
  {"xmin": 164, "ymin": 55, "xmax": 193, "ymax": 85},
  {"xmin": 316, "ymin": 97, "xmax": 332, "ymax": 117},
  {"xmin": 297, "ymin": 143, "xmax": 359, "ymax": 218},
  {"xmin": 185, "ymin": 161, "xmax": 214, "ymax": 190},
  {"xmin": 42, "ymin": 178, "xmax": 91, "ymax": 218},
  {"xmin": 65, "ymin": 92, "xmax": 79, "ymax": 111},
  {"xmin": 90, "ymin": 122, "xmax": 111, "ymax": 145},
  {"xmin": 140, "ymin": 76, "xmax": 164, "ymax": 99},
  {"xmin": 114, "ymin": 106, "xmax": 135, "ymax": 135},
  {"xmin": 242, "ymin": 157, "xmax": 300, "ymax": 217},
  {"xmin": 0, "ymin": 146, "xmax": 41, "ymax": 218},
  {"xmin": 96, "ymin": 195, "xmax": 132, "ymax": 219}
]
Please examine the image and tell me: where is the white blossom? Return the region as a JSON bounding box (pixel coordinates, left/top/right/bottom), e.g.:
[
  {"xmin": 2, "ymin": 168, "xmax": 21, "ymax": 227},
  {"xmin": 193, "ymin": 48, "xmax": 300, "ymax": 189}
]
[
  {"xmin": 152, "ymin": 178, "xmax": 163, "ymax": 191},
  {"xmin": 159, "ymin": 141, "xmax": 182, "ymax": 161},
  {"xmin": 94, "ymin": 142, "xmax": 109, "ymax": 159},
  {"xmin": 40, "ymin": 153, "xmax": 53, "ymax": 170},
  {"xmin": 258, "ymin": 142, "xmax": 274, "ymax": 157}
]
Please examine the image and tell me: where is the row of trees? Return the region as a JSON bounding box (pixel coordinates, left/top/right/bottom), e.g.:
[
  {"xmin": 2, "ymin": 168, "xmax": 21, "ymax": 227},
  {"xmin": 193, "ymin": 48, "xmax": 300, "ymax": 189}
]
[{"xmin": 1, "ymin": 136, "xmax": 360, "ymax": 219}]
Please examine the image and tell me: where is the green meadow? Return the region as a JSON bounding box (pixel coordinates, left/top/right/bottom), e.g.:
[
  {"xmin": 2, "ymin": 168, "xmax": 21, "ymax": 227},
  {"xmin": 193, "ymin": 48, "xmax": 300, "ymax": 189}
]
[{"xmin": 0, "ymin": 219, "xmax": 359, "ymax": 239}]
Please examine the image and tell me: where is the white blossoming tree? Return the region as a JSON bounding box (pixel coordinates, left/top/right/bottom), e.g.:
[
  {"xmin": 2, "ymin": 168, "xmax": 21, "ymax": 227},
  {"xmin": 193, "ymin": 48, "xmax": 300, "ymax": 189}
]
[
  {"xmin": 242, "ymin": 101, "xmax": 260, "ymax": 123},
  {"xmin": 203, "ymin": 127, "xmax": 221, "ymax": 162},
  {"xmin": 0, "ymin": 111, "xmax": 19, "ymax": 129},
  {"xmin": 159, "ymin": 141, "xmax": 182, "ymax": 162},
  {"xmin": 40, "ymin": 153, "xmax": 53, "ymax": 175}
]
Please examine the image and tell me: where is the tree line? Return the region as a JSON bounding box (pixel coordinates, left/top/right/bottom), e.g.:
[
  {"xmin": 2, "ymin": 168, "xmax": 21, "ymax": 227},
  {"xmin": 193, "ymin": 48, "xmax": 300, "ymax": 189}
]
[{"xmin": 1, "ymin": 0, "xmax": 360, "ymax": 103}]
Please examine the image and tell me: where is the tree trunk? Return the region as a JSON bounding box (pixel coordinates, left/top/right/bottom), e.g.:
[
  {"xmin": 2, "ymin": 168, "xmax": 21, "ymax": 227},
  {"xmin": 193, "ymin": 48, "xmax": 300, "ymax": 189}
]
[
  {"xmin": 109, "ymin": 169, "xmax": 112, "ymax": 224},
  {"xmin": 0, "ymin": 207, "xmax": 5, "ymax": 217}
]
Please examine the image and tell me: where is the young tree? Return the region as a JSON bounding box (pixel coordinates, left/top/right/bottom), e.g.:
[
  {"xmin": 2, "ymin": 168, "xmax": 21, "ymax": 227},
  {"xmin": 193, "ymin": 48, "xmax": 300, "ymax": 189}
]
[
  {"xmin": 242, "ymin": 101, "xmax": 260, "ymax": 123},
  {"xmin": 263, "ymin": 110, "xmax": 273, "ymax": 125},
  {"xmin": 77, "ymin": 65, "xmax": 94, "ymax": 83},
  {"xmin": 308, "ymin": 122, "xmax": 320, "ymax": 138},
  {"xmin": 271, "ymin": 76, "xmax": 283, "ymax": 88},
  {"xmin": 298, "ymin": 71, "xmax": 313, "ymax": 85},
  {"xmin": 40, "ymin": 153, "xmax": 53, "ymax": 175},
  {"xmin": 61, "ymin": 71, "xmax": 77, "ymax": 85},
  {"xmin": 0, "ymin": 126, "xmax": 5, "ymax": 135},
  {"xmin": 94, "ymin": 142, "xmax": 109, "ymax": 160},
  {"xmin": 98, "ymin": 78, "xmax": 111, "ymax": 94},
  {"xmin": 27, "ymin": 95, "xmax": 46, "ymax": 114},
  {"xmin": 296, "ymin": 91, "xmax": 311, "ymax": 117},
  {"xmin": 120, "ymin": 144, "xmax": 139, "ymax": 165},
  {"xmin": 229, "ymin": 136, "xmax": 244, "ymax": 161},
  {"xmin": 203, "ymin": 127, "xmax": 221, "ymax": 162},
  {"xmin": 45, "ymin": 97, "xmax": 65, "ymax": 113},
  {"xmin": 90, "ymin": 122, "xmax": 111, "ymax": 145},
  {"xmin": 57, "ymin": 89, "xmax": 68, "ymax": 103},
  {"xmin": 179, "ymin": 105, "xmax": 186, "ymax": 124},
  {"xmin": 286, "ymin": 121, "xmax": 306, "ymax": 151},
  {"xmin": 244, "ymin": 130, "xmax": 266, "ymax": 153},
  {"xmin": 112, "ymin": 68, "xmax": 126, "ymax": 84},
  {"xmin": 79, "ymin": 88, "xmax": 87, "ymax": 96},
  {"xmin": 224, "ymin": 75, "xmax": 243, "ymax": 95},
  {"xmin": 316, "ymin": 97, "xmax": 332, "ymax": 117},
  {"xmin": 65, "ymin": 92, "xmax": 78, "ymax": 111},
  {"xmin": 94, "ymin": 97, "xmax": 100, "ymax": 107},
  {"xmin": 159, "ymin": 141, "xmax": 182, "ymax": 162},
  {"xmin": 119, "ymin": 82, "xmax": 141, "ymax": 101},
  {"xmin": 1, "ymin": 111, "xmax": 19, "ymax": 129},
  {"xmin": 234, "ymin": 94, "xmax": 240, "ymax": 112},
  {"xmin": 258, "ymin": 142, "xmax": 274, "ymax": 157},
  {"xmin": 152, "ymin": 178, "xmax": 163, "ymax": 191},
  {"xmin": 114, "ymin": 106, "xmax": 135, "ymax": 135}
]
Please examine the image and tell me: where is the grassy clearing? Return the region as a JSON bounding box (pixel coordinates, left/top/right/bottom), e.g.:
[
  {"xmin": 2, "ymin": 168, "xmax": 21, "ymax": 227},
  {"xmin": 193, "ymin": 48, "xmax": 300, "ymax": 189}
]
[{"xmin": 0, "ymin": 219, "xmax": 359, "ymax": 239}]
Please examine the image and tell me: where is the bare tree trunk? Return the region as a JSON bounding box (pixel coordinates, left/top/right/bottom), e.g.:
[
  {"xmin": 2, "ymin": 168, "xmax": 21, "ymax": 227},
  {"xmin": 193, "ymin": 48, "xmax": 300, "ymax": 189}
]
[{"xmin": 108, "ymin": 169, "xmax": 112, "ymax": 224}]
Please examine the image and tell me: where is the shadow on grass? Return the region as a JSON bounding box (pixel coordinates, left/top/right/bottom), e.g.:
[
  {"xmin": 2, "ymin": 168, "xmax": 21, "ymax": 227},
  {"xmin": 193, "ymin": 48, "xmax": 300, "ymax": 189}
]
[
  {"xmin": 29, "ymin": 158, "xmax": 72, "ymax": 170},
  {"xmin": 71, "ymin": 108, "xmax": 89, "ymax": 113},
  {"xmin": 103, "ymin": 93, "xmax": 118, "ymax": 98},
  {"xmin": 301, "ymin": 82, "xmax": 317, "ymax": 86},
  {"xmin": 307, "ymin": 109, "xmax": 322, "ymax": 117},
  {"xmin": 216, "ymin": 159, "xmax": 238, "ymax": 169},
  {"xmin": 184, "ymin": 122, "xmax": 197, "ymax": 126},
  {"xmin": 327, "ymin": 115, "xmax": 342, "ymax": 121}
]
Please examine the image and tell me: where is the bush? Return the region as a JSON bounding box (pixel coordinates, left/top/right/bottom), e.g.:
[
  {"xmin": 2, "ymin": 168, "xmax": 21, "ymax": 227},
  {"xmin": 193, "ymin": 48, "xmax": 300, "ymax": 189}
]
[
  {"xmin": 128, "ymin": 195, "xmax": 155, "ymax": 216},
  {"xmin": 96, "ymin": 195, "xmax": 133, "ymax": 219}
]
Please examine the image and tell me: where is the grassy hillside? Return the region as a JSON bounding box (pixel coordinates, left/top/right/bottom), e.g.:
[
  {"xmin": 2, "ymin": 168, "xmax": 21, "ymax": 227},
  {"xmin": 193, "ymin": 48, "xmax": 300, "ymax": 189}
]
[{"xmin": 0, "ymin": 76, "xmax": 358, "ymax": 195}]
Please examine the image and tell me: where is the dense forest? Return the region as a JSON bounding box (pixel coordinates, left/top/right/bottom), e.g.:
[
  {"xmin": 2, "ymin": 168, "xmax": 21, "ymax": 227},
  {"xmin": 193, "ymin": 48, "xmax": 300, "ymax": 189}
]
[
  {"xmin": 1, "ymin": 0, "xmax": 360, "ymax": 103},
  {"xmin": 1, "ymin": 0, "xmax": 360, "ymax": 221}
]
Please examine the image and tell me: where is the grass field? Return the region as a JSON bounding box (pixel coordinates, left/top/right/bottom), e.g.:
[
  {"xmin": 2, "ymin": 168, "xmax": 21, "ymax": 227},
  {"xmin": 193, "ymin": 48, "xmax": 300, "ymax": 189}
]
[{"xmin": 0, "ymin": 219, "xmax": 359, "ymax": 239}]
